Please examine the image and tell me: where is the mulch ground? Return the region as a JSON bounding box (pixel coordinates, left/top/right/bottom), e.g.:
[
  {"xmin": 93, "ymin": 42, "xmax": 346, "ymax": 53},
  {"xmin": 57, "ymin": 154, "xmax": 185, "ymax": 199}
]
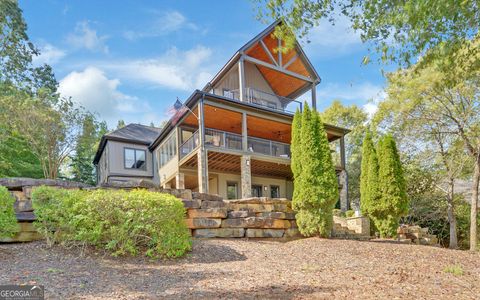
[{"xmin": 1, "ymin": 238, "xmax": 479, "ymax": 299}]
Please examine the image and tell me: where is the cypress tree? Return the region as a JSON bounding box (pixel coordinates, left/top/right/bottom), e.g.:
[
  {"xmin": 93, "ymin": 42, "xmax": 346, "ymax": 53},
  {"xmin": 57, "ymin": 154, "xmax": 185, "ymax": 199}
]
[
  {"xmin": 291, "ymin": 108, "xmax": 303, "ymax": 203},
  {"xmin": 371, "ymin": 134, "xmax": 408, "ymax": 237},
  {"xmin": 360, "ymin": 130, "xmax": 374, "ymax": 215},
  {"xmin": 293, "ymin": 103, "xmax": 339, "ymax": 237}
]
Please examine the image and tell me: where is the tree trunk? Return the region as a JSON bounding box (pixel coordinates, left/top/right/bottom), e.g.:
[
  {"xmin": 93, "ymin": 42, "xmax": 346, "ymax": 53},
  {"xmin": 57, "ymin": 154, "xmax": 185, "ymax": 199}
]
[
  {"xmin": 447, "ymin": 179, "xmax": 458, "ymax": 249},
  {"xmin": 470, "ymin": 158, "xmax": 480, "ymax": 251}
]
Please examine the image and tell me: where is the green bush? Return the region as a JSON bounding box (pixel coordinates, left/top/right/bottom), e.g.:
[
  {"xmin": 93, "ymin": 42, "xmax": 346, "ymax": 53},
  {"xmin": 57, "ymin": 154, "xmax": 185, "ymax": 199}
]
[
  {"xmin": 32, "ymin": 186, "xmax": 191, "ymax": 258},
  {"xmin": 345, "ymin": 210, "xmax": 355, "ymax": 218},
  {"xmin": 332, "ymin": 209, "xmax": 343, "ymax": 217},
  {"xmin": 0, "ymin": 186, "xmax": 18, "ymax": 238}
]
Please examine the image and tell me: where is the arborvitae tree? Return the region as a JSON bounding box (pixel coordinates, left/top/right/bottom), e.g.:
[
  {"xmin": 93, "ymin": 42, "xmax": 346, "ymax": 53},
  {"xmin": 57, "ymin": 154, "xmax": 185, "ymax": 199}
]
[
  {"xmin": 371, "ymin": 134, "xmax": 408, "ymax": 237},
  {"xmin": 291, "ymin": 108, "xmax": 303, "ymax": 201},
  {"xmin": 293, "ymin": 103, "xmax": 339, "ymax": 237},
  {"xmin": 360, "ymin": 130, "xmax": 375, "ymax": 215}
]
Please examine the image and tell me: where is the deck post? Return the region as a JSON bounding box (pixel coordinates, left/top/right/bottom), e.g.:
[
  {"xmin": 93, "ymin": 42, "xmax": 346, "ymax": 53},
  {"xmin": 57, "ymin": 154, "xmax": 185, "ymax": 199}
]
[
  {"xmin": 197, "ymin": 97, "xmax": 209, "ymax": 193},
  {"xmin": 311, "ymin": 83, "xmax": 317, "ymax": 110},
  {"xmin": 176, "ymin": 173, "xmax": 185, "ymax": 190},
  {"xmin": 238, "ymin": 57, "xmax": 245, "ymax": 102},
  {"xmin": 241, "ymin": 155, "xmax": 252, "ymax": 198},
  {"xmin": 242, "ymin": 112, "xmax": 248, "ymax": 151}
]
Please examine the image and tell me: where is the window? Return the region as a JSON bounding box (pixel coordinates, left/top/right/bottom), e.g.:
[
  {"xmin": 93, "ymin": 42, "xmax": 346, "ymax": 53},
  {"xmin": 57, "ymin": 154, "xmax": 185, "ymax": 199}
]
[
  {"xmin": 226, "ymin": 182, "xmax": 238, "ymax": 199},
  {"xmin": 270, "ymin": 185, "xmax": 280, "ymax": 198},
  {"xmin": 251, "ymin": 185, "xmax": 263, "ymax": 197},
  {"xmin": 124, "ymin": 148, "xmax": 146, "ymax": 170},
  {"xmin": 158, "ymin": 131, "xmax": 177, "ymax": 167}
]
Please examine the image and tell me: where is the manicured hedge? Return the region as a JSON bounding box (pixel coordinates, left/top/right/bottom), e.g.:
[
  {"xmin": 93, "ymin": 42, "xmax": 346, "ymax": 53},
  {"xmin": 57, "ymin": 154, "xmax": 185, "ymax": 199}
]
[
  {"xmin": 0, "ymin": 186, "xmax": 18, "ymax": 238},
  {"xmin": 32, "ymin": 187, "xmax": 191, "ymax": 258}
]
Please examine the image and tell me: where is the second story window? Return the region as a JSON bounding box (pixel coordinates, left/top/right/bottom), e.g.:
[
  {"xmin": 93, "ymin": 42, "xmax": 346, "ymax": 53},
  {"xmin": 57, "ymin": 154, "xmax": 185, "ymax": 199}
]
[{"xmin": 124, "ymin": 148, "xmax": 146, "ymax": 170}]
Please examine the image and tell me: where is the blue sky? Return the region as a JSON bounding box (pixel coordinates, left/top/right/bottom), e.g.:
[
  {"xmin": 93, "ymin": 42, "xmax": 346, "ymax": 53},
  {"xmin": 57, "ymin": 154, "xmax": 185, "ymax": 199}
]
[{"xmin": 20, "ymin": 0, "xmax": 387, "ymax": 128}]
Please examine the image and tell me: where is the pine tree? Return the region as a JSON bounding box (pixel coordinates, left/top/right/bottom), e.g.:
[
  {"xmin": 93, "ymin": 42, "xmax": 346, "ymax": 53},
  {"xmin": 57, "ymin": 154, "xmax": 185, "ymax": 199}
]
[
  {"xmin": 360, "ymin": 130, "xmax": 375, "ymax": 215},
  {"xmin": 371, "ymin": 134, "xmax": 408, "ymax": 237},
  {"xmin": 293, "ymin": 103, "xmax": 339, "ymax": 237}
]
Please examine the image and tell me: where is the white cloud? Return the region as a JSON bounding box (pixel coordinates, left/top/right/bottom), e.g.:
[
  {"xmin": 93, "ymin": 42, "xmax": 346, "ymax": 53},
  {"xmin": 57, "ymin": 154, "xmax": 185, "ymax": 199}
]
[
  {"xmin": 67, "ymin": 21, "xmax": 109, "ymax": 53},
  {"xmin": 362, "ymin": 102, "xmax": 379, "ymax": 119},
  {"xmin": 32, "ymin": 43, "xmax": 66, "ymax": 65},
  {"xmin": 103, "ymin": 45, "xmax": 214, "ymax": 91},
  {"xmin": 305, "ymin": 15, "xmax": 362, "ymax": 57},
  {"xmin": 123, "ymin": 10, "xmax": 203, "ymax": 40},
  {"xmin": 58, "ymin": 67, "xmax": 159, "ymax": 127}
]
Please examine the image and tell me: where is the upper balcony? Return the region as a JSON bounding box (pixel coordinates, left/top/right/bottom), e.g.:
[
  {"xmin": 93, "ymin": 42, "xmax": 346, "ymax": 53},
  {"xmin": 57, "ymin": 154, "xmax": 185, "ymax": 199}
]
[{"xmin": 227, "ymin": 87, "xmax": 302, "ymax": 114}]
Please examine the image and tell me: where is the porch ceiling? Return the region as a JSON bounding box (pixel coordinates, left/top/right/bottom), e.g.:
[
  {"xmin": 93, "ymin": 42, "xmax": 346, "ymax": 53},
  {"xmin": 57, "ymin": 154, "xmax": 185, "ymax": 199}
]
[
  {"xmin": 181, "ymin": 150, "xmax": 292, "ymax": 180},
  {"xmin": 181, "ymin": 103, "xmax": 342, "ymax": 142}
]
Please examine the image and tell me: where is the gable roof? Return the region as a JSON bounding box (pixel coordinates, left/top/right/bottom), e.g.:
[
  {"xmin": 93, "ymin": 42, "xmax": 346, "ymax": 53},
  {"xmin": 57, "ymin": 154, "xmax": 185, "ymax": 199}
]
[
  {"xmin": 203, "ymin": 20, "xmax": 320, "ymax": 99},
  {"xmin": 93, "ymin": 124, "xmax": 162, "ymax": 164}
]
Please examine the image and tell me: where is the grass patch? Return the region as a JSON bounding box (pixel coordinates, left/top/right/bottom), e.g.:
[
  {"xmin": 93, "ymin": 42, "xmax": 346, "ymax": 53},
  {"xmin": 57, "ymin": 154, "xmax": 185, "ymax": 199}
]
[{"xmin": 444, "ymin": 264, "xmax": 464, "ymax": 276}]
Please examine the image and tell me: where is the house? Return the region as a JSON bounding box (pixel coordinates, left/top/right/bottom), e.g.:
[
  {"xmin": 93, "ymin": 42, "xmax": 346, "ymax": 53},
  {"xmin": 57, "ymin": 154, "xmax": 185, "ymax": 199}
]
[{"xmin": 93, "ymin": 20, "xmax": 350, "ymax": 210}]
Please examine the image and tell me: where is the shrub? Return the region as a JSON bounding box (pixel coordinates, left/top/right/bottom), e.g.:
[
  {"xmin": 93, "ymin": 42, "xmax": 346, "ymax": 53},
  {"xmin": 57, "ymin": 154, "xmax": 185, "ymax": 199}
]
[
  {"xmin": 32, "ymin": 187, "xmax": 191, "ymax": 258},
  {"xmin": 332, "ymin": 209, "xmax": 343, "ymax": 217},
  {"xmin": 0, "ymin": 186, "xmax": 18, "ymax": 238},
  {"xmin": 345, "ymin": 210, "xmax": 355, "ymax": 218}
]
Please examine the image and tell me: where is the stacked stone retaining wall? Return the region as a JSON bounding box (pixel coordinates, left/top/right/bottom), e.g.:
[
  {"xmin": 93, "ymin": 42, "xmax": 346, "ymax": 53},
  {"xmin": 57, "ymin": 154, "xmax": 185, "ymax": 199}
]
[
  {"xmin": 182, "ymin": 194, "xmax": 301, "ymax": 239},
  {"xmin": 1, "ymin": 178, "xmax": 370, "ymax": 241}
]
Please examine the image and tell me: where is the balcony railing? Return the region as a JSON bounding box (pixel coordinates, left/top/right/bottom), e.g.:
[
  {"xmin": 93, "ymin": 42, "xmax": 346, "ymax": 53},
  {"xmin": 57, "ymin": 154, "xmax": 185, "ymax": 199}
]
[
  {"xmin": 228, "ymin": 87, "xmax": 302, "ymax": 114},
  {"xmin": 179, "ymin": 128, "xmax": 291, "ymax": 160},
  {"xmin": 205, "ymin": 128, "xmax": 242, "ymax": 150},
  {"xmin": 247, "ymin": 137, "xmax": 290, "ymax": 158},
  {"xmin": 179, "ymin": 130, "xmax": 199, "ymax": 159}
]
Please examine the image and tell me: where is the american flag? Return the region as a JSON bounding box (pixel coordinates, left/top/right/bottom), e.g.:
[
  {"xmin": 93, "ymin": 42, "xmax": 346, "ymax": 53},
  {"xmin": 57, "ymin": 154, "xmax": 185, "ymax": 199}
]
[{"xmin": 168, "ymin": 98, "xmax": 188, "ymax": 125}]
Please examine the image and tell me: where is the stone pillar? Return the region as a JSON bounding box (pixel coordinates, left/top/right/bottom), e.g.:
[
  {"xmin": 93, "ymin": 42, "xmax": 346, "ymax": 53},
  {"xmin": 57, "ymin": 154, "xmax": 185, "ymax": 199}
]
[
  {"xmin": 176, "ymin": 173, "xmax": 185, "ymax": 190},
  {"xmin": 339, "ymin": 170, "xmax": 348, "ymax": 212},
  {"xmin": 241, "ymin": 155, "xmax": 252, "ymax": 198}
]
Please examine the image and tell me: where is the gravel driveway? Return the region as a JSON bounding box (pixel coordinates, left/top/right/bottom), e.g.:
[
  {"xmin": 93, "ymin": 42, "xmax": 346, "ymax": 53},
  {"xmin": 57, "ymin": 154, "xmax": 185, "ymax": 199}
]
[{"xmin": 1, "ymin": 238, "xmax": 479, "ymax": 299}]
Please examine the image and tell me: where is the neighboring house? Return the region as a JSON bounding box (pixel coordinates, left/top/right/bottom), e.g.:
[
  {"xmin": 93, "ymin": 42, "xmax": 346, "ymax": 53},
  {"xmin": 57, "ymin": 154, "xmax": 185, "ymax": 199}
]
[{"xmin": 93, "ymin": 20, "xmax": 351, "ymax": 210}]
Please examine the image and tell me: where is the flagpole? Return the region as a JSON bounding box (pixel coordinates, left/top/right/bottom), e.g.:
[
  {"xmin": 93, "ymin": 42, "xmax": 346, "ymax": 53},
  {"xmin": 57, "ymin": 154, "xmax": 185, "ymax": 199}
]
[{"xmin": 178, "ymin": 97, "xmax": 199, "ymax": 120}]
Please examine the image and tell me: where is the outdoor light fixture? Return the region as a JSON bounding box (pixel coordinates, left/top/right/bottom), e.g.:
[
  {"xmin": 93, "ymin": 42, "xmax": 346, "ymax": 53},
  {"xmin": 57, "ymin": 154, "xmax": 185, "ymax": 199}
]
[
  {"xmin": 246, "ymin": 159, "xmax": 250, "ymax": 166},
  {"xmin": 264, "ymin": 186, "xmax": 268, "ymax": 191}
]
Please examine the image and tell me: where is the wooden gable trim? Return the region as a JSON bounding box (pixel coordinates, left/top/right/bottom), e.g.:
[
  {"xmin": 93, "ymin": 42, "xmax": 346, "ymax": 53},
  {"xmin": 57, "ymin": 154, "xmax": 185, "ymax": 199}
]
[{"xmin": 243, "ymin": 54, "xmax": 314, "ymax": 83}]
